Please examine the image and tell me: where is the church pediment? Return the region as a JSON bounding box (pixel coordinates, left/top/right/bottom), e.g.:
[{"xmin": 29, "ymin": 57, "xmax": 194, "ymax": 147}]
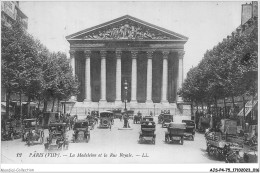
[{"xmin": 66, "ymin": 15, "xmax": 188, "ymax": 41}]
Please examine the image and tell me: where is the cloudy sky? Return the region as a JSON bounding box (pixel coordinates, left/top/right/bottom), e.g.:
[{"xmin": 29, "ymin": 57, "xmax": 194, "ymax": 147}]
[{"xmin": 20, "ymin": 1, "xmax": 249, "ymax": 77}]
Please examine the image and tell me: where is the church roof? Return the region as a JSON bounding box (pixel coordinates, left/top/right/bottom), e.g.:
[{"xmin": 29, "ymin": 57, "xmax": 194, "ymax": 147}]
[{"xmin": 66, "ymin": 15, "xmax": 188, "ymax": 41}]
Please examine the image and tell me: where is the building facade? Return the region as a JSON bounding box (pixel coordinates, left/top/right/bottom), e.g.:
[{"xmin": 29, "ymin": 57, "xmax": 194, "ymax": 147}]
[
  {"xmin": 66, "ymin": 15, "xmax": 188, "ymax": 109},
  {"xmin": 1, "ymin": 1, "xmax": 28, "ymax": 29}
]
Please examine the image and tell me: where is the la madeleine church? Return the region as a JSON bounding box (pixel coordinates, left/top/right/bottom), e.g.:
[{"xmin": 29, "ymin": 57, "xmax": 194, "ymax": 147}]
[{"xmin": 66, "ymin": 15, "xmax": 189, "ymax": 114}]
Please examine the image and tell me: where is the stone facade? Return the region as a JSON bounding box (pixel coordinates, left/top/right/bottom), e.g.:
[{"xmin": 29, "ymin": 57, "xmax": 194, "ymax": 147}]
[{"xmin": 66, "ymin": 15, "xmax": 188, "ymax": 109}]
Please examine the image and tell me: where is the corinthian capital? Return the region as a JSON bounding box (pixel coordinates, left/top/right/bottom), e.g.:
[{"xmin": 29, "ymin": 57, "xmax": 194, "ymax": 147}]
[
  {"xmin": 178, "ymin": 50, "xmax": 185, "ymax": 59},
  {"xmin": 116, "ymin": 50, "xmax": 122, "ymax": 59},
  {"xmin": 162, "ymin": 50, "xmax": 170, "ymax": 59},
  {"xmin": 100, "ymin": 50, "xmax": 107, "ymax": 58},
  {"xmin": 84, "ymin": 50, "xmax": 91, "ymax": 59},
  {"xmin": 131, "ymin": 50, "xmax": 138, "ymax": 59},
  {"xmin": 147, "ymin": 50, "xmax": 154, "ymax": 59},
  {"xmin": 69, "ymin": 50, "xmax": 75, "ymax": 57}
]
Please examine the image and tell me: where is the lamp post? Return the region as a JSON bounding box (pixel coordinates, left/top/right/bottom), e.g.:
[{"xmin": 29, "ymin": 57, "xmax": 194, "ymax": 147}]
[{"xmin": 124, "ymin": 80, "xmax": 128, "ymax": 111}]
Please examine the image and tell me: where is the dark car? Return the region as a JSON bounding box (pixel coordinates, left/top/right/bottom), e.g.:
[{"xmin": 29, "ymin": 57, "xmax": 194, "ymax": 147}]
[
  {"xmin": 73, "ymin": 120, "xmax": 90, "ymax": 143},
  {"xmin": 139, "ymin": 121, "xmax": 156, "ymax": 144},
  {"xmin": 99, "ymin": 111, "xmax": 113, "ymax": 128},
  {"xmin": 141, "ymin": 116, "xmax": 154, "ymax": 124},
  {"xmin": 182, "ymin": 120, "xmax": 196, "ymax": 141},
  {"xmin": 165, "ymin": 122, "xmax": 186, "ymax": 145},
  {"xmin": 44, "ymin": 123, "xmax": 69, "ymax": 151},
  {"xmin": 162, "ymin": 114, "xmax": 173, "ymax": 128},
  {"xmin": 22, "ymin": 119, "xmax": 44, "ymax": 146}
]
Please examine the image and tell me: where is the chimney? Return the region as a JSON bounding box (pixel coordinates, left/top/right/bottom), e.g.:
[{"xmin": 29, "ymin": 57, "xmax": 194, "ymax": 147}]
[{"xmin": 241, "ymin": 3, "xmax": 253, "ymax": 25}]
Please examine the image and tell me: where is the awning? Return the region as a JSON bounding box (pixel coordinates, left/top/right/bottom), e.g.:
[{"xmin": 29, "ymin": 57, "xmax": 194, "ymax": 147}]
[{"xmin": 237, "ymin": 100, "xmax": 258, "ymax": 117}]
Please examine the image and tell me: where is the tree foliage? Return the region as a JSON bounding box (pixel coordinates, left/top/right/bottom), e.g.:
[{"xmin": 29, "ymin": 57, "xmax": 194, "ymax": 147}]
[
  {"xmin": 1, "ymin": 21, "xmax": 79, "ymax": 116},
  {"xmin": 179, "ymin": 18, "xmax": 258, "ymax": 105}
]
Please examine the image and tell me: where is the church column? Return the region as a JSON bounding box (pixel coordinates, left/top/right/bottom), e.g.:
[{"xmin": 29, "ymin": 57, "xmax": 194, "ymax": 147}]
[
  {"xmin": 177, "ymin": 50, "xmax": 185, "ymax": 103},
  {"xmin": 146, "ymin": 50, "xmax": 153, "ymax": 104},
  {"xmin": 100, "ymin": 50, "xmax": 107, "ymax": 103},
  {"xmin": 161, "ymin": 50, "xmax": 169, "ymax": 104},
  {"xmin": 115, "ymin": 50, "xmax": 122, "ymax": 104},
  {"xmin": 69, "ymin": 50, "xmax": 75, "ymax": 77},
  {"xmin": 84, "ymin": 50, "xmax": 91, "ymax": 102},
  {"xmin": 130, "ymin": 50, "xmax": 138, "ymax": 104}
]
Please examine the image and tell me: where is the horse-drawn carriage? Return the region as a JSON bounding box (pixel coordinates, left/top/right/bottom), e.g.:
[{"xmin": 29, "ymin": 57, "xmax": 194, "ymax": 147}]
[
  {"xmin": 73, "ymin": 120, "xmax": 90, "ymax": 143},
  {"xmin": 22, "ymin": 119, "xmax": 44, "ymax": 146},
  {"xmin": 133, "ymin": 112, "xmax": 142, "ymax": 124},
  {"xmin": 182, "ymin": 120, "xmax": 196, "ymax": 141},
  {"xmin": 139, "ymin": 121, "xmax": 156, "ymax": 144},
  {"xmin": 165, "ymin": 122, "xmax": 186, "ymax": 145},
  {"xmin": 44, "ymin": 123, "xmax": 69, "ymax": 151}
]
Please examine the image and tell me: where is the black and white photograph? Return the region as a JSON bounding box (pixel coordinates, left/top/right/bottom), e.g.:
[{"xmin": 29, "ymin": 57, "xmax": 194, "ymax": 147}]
[{"xmin": 1, "ymin": 1, "xmax": 259, "ymax": 172}]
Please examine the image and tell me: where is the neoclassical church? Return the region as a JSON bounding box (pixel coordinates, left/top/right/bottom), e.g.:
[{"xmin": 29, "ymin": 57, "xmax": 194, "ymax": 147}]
[{"xmin": 66, "ymin": 15, "xmax": 188, "ymax": 112}]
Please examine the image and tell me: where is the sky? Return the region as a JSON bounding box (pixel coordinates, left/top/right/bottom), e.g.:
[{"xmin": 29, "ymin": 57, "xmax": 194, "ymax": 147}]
[{"xmin": 20, "ymin": 1, "xmax": 249, "ymax": 78}]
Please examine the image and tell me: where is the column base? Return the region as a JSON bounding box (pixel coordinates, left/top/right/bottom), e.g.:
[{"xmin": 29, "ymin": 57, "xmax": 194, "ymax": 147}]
[
  {"xmin": 99, "ymin": 100, "xmax": 107, "ymax": 104},
  {"xmin": 145, "ymin": 100, "xmax": 153, "ymax": 105},
  {"xmin": 114, "ymin": 100, "xmax": 122, "ymax": 105},
  {"xmin": 83, "ymin": 99, "xmax": 92, "ymax": 103},
  {"xmin": 161, "ymin": 100, "xmax": 169, "ymax": 105},
  {"xmin": 130, "ymin": 100, "xmax": 138, "ymax": 104}
]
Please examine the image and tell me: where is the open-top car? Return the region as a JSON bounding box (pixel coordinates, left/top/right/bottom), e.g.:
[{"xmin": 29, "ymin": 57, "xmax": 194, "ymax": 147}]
[
  {"xmin": 158, "ymin": 110, "xmax": 170, "ymax": 124},
  {"xmin": 162, "ymin": 114, "xmax": 173, "ymax": 128},
  {"xmin": 73, "ymin": 120, "xmax": 90, "ymax": 143},
  {"xmin": 22, "ymin": 119, "xmax": 44, "ymax": 146},
  {"xmin": 141, "ymin": 116, "xmax": 154, "ymax": 124},
  {"xmin": 165, "ymin": 122, "xmax": 186, "ymax": 145},
  {"xmin": 182, "ymin": 120, "xmax": 196, "ymax": 141},
  {"xmin": 99, "ymin": 111, "xmax": 113, "ymax": 128},
  {"xmin": 44, "ymin": 123, "xmax": 69, "ymax": 151},
  {"xmin": 139, "ymin": 121, "xmax": 156, "ymax": 144}
]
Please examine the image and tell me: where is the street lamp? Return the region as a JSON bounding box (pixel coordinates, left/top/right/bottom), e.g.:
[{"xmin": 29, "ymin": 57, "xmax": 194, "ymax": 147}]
[{"xmin": 124, "ymin": 80, "xmax": 128, "ymax": 111}]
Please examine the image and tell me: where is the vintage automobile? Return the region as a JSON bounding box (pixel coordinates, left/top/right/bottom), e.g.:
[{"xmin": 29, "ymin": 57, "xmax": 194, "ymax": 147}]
[
  {"xmin": 165, "ymin": 122, "xmax": 186, "ymax": 145},
  {"xmin": 72, "ymin": 120, "xmax": 90, "ymax": 143},
  {"xmin": 1, "ymin": 119, "xmax": 22, "ymax": 141},
  {"xmin": 99, "ymin": 111, "xmax": 113, "ymax": 128},
  {"xmin": 113, "ymin": 109, "xmax": 122, "ymax": 119},
  {"xmin": 182, "ymin": 120, "xmax": 196, "ymax": 141},
  {"xmin": 133, "ymin": 112, "xmax": 142, "ymax": 124},
  {"xmin": 141, "ymin": 116, "xmax": 154, "ymax": 124},
  {"xmin": 158, "ymin": 110, "xmax": 170, "ymax": 124},
  {"xmin": 205, "ymin": 131, "xmax": 245, "ymax": 161},
  {"xmin": 91, "ymin": 111, "xmax": 99, "ymax": 118},
  {"xmin": 22, "ymin": 119, "xmax": 44, "ymax": 146},
  {"xmin": 44, "ymin": 123, "xmax": 69, "ymax": 151},
  {"xmin": 139, "ymin": 121, "xmax": 156, "ymax": 144},
  {"xmin": 162, "ymin": 114, "xmax": 174, "ymax": 128}
]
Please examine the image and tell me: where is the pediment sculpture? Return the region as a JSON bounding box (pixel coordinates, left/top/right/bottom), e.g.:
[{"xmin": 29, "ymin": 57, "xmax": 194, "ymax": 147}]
[{"xmin": 84, "ymin": 24, "xmax": 171, "ymax": 40}]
